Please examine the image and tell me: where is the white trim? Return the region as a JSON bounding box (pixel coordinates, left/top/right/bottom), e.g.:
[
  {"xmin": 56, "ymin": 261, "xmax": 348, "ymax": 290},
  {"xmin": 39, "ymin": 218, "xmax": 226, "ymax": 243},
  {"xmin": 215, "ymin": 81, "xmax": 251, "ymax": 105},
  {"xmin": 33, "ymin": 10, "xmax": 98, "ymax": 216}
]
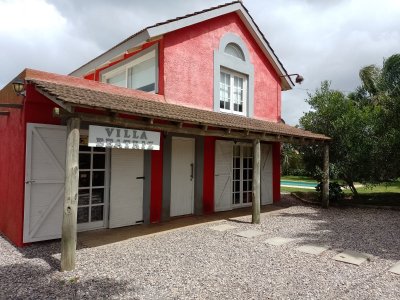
[{"xmin": 69, "ymin": 3, "xmax": 293, "ymax": 90}]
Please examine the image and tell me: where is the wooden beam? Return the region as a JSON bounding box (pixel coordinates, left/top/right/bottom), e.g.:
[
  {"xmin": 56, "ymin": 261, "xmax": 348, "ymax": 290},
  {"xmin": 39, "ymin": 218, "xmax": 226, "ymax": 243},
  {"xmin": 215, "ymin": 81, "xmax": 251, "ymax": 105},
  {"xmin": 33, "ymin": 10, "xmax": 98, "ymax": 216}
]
[
  {"xmin": 0, "ymin": 111, "xmax": 10, "ymax": 116},
  {"xmin": 52, "ymin": 108, "xmax": 328, "ymax": 144},
  {"xmin": 0, "ymin": 103, "xmax": 23, "ymax": 109},
  {"xmin": 321, "ymin": 144, "xmax": 330, "ymax": 208},
  {"xmin": 252, "ymin": 139, "xmax": 261, "ymax": 224},
  {"xmin": 61, "ymin": 117, "xmax": 80, "ymax": 271}
]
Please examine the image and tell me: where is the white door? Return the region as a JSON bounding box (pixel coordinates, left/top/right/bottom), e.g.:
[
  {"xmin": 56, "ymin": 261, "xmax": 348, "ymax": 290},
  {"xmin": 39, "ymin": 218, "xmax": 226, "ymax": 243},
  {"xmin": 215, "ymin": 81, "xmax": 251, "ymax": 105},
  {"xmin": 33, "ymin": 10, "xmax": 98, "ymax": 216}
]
[
  {"xmin": 24, "ymin": 123, "xmax": 66, "ymax": 243},
  {"xmin": 170, "ymin": 137, "xmax": 195, "ymax": 217},
  {"xmin": 261, "ymin": 144, "xmax": 273, "ymax": 205},
  {"xmin": 109, "ymin": 148, "xmax": 144, "ymax": 228},
  {"xmin": 214, "ymin": 140, "xmax": 233, "ymax": 211}
]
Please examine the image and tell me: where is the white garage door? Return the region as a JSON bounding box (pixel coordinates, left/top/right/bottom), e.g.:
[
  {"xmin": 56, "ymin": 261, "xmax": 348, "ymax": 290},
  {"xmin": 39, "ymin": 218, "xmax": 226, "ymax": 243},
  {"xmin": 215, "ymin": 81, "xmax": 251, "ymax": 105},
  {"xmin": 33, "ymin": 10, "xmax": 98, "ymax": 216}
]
[{"xmin": 23, "ymin": 123, "xmax": 67, "ymax": 243}]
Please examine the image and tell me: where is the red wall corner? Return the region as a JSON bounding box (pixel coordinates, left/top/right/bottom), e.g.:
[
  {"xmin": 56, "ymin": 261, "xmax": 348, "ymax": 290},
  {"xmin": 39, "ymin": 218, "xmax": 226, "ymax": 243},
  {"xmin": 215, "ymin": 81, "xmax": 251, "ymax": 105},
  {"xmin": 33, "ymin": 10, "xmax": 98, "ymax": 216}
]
[
  {"xmin": 272, "ymin": 142, "xmax": 281, "ymax": 202},
  {"xmin": 203, "ymin": 136, "xmax": 216, "ymax": 214}
]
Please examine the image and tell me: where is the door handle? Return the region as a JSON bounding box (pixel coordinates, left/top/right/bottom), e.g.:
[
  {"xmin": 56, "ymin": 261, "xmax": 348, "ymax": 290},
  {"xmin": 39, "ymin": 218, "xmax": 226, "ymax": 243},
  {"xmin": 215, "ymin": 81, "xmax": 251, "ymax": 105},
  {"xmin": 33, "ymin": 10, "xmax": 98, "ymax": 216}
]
[
  {"xmin": 136, "ymin": 176, "xmax": 145, "ymax": 180},
  {"xmin": 190, "ymin": 163, "xmax": 194, "ymax": 181},
  {"xmin": 25, "ymin": 180, "xmax": 36, "ymax": 184}
]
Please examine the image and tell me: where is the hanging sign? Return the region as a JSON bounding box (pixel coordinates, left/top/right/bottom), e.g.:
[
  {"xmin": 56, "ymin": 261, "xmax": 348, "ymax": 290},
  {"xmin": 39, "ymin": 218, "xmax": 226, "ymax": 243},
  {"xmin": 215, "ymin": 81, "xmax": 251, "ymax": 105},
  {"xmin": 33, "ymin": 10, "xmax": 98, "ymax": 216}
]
[{"xmin": 88, "ymin": 125, "xmax": 160, "ymax": 150}]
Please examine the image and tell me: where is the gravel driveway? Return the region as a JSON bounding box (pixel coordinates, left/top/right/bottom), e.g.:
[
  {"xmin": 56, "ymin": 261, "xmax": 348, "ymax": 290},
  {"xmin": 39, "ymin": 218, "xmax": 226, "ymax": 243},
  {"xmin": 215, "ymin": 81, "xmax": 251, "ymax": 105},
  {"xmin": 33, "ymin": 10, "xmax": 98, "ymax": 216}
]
[{"xmin": 1, "ymin": 196, "xmax": 399, "ymax": 299}]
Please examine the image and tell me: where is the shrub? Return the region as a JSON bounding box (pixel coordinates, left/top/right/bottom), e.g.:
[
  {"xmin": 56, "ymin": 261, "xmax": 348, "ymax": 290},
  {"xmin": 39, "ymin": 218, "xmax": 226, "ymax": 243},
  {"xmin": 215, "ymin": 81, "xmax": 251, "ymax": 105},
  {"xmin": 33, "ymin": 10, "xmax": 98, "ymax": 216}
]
[{"xmin": 315, "ymin": 181, "xmax": 344, "ymax": 203}]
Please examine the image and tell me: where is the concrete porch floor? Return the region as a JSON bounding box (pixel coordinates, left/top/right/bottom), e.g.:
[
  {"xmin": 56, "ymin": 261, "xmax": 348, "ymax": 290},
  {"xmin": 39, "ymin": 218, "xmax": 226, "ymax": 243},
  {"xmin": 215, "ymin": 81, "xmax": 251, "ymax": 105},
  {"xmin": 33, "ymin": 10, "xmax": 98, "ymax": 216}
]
[{"xmin": 78, "ymin": 204, "xmax": 283, "ymax": 248}]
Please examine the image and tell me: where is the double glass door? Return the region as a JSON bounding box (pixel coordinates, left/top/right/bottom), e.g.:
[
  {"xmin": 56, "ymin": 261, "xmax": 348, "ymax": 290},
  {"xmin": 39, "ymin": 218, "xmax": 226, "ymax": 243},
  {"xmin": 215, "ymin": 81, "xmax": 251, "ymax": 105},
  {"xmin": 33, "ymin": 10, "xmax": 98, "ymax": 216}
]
[{"xmin": 232, "ymin": 144, "xmax": 253, "ymax": 206}]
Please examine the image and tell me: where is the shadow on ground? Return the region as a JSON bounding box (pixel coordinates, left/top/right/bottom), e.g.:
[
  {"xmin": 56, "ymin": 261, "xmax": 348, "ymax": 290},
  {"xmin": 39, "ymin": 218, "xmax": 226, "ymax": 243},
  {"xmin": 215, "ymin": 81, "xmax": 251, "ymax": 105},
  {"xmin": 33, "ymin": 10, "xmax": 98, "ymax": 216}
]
[{"xmin": 0, "ymin": 263, "xmax": 136, "ymax": 300}]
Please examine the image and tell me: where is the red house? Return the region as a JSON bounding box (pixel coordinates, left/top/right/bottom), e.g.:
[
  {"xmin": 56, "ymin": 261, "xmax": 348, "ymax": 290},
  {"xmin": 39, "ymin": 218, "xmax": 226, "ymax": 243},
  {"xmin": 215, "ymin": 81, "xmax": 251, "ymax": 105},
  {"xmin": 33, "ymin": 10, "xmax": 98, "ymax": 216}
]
[{"xmin": 0, "ymin": 1, "xmax": 329, "ymax": 247}]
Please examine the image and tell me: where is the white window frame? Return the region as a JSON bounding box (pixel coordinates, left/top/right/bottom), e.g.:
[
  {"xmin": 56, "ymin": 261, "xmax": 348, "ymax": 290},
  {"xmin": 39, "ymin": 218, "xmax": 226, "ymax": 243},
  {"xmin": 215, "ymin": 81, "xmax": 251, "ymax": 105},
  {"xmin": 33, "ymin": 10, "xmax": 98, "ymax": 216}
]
[
  {"xmin": 101, "ymin": 46, "xmax": 158, "ymax": 93},
  {"xmin": 220, "ymin": 68, "xmax": 248, "ymax": 116}
]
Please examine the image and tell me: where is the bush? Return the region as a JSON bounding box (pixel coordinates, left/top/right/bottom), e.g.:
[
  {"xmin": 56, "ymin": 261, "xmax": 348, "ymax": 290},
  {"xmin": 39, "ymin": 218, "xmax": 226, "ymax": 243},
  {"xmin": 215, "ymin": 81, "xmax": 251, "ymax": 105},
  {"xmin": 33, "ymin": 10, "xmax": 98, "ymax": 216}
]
[{"xmin": 315, "ymin": 181, "xmax": 344, "ymax": 203}]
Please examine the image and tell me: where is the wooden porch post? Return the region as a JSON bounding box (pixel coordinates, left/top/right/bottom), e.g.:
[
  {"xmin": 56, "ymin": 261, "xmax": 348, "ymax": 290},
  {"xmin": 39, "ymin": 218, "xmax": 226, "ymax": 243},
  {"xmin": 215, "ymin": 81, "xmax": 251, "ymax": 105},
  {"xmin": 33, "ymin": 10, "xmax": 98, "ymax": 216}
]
[
  {"xmin": 61, "ymin": 117, "xmax": 80, "ymax": 271},
  {"xmin": 322, "ymin": 143, "xmax": 330, "ymax": 208},
  {"xmin": 252, "ymin": 139, "xmax": 261, "ymax": 224}
]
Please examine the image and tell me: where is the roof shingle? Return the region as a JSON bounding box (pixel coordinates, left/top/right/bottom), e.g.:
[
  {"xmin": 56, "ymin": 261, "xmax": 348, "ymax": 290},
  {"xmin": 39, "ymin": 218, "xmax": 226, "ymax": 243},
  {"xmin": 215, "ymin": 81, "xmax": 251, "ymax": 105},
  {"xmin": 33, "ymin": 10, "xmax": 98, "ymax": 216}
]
[{"xmin": 25, "ymin": 69, "xmax": 329, "ymax": 141}]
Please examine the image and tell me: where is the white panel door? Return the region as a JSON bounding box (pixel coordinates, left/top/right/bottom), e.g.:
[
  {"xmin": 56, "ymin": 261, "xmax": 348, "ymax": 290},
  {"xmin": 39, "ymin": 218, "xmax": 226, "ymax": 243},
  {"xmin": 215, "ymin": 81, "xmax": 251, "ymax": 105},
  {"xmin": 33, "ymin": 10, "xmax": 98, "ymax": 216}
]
[
  {"xmin": 170, "ymin": 137, "xmax": 195, "ymax": 217},
  {"xmin": 214, "ymin": 140, "xmax": 233, "ymax": 211},
  {"xmin": 109, "ymin": 148, "xmax": 144, "ymax": 228},
  {"xmin": 261, "ymin": 144, "xmax": 273, "ymax": 205},
  {"xmin": 24, "ymin": 123, "xmax": 67, "ymax": 243}
]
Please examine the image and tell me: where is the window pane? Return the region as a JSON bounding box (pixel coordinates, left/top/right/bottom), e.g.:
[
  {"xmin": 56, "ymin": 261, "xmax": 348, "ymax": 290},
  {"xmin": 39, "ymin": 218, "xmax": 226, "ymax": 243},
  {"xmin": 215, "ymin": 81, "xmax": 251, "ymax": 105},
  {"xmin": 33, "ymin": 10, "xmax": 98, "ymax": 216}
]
[
  {"xmin": 77, "ymin": 207, "xmax": 89, "ymax": 223},
  {"xmin": 92, "ymin": 189, "xmax": 104, "ymax": 204},
  {"xmin": 79, "ymin": 171, "xmax": 91, "ymax": 187},
  {"xmin": 78, "ymin": 189, "xmax": 90, "ymax": 206},
  {"xmin": 79, "ymin": 153, "xmax": 91, "ymax": 170},
  {"xmin": 107, "ymin": 71, "xmax": 126, "ymax": 87},
  {"xmin": 92, "ymin": 171, "xmax": 105, "ymax": 187},
  {"xmin": 79, "ymin": 145, "xmax": 91, "ymax": 152},
  {"xmin": 93, "ymin": 147, "xmax": 105, "ymax": 153},
  {"xmin": 220, "ymin": 72, "xmax": 230, "ymax": 110},
  {"xmin": 91, "ymin": 206, "xmax": 104, "ymax": 222},
  {"xmin": 224, "ymin": 43, "xmax": 245, "ymax": 61},
  {"xmin": 128, "ymin": 57, "xmax": 156, "ymax": 92},
  {"xmin": 93, "ymin": 154, "xmax": 105, "ymax": 169}
]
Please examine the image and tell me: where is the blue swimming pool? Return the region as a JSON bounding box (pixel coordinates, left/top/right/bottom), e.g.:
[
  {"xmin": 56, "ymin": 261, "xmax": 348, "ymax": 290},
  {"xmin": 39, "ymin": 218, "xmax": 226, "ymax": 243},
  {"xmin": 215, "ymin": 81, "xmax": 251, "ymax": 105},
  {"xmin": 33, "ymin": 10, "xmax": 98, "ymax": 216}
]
[{"xmin": 280, "ymin": 180, "xmax": 318, "ymax": 188}]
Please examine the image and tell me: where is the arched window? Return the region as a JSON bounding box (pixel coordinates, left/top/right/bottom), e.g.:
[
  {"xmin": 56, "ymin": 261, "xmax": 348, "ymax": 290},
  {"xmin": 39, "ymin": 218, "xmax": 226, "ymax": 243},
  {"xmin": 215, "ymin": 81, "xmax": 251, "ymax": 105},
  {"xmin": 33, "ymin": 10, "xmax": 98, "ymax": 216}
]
[
  {"xmin": 224, "ymin": 43, "xmax": 245, "ymax": 61},
  {"xmin": 214, "ymin": 33, "xmax": 254, "ymax": 117}
]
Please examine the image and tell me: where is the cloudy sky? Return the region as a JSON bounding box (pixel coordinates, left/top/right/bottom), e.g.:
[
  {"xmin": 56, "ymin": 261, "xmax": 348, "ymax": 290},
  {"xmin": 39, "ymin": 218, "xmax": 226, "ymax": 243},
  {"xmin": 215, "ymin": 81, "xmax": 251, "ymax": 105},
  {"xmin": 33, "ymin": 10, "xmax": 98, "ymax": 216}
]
[{"xmin": 1, "ymin": 0, "xmax": 399, "ymax": 124}]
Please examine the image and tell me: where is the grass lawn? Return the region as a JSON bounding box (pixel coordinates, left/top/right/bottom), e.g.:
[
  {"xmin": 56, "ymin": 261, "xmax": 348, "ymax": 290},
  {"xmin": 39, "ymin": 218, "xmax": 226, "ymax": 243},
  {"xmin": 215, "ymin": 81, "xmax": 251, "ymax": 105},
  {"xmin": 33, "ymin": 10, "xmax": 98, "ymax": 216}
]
[{"xmin": 281, "ymin": 176, "xmax": 400, "ymax": 206}]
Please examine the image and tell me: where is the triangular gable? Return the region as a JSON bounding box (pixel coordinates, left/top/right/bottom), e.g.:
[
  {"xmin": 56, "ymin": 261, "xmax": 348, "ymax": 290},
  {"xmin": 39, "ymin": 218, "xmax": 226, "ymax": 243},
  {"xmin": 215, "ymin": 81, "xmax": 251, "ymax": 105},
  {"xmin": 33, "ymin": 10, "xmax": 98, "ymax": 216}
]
[{"xmin": 70, "ymin": 1, "xmax": 294, "ymax": 90}]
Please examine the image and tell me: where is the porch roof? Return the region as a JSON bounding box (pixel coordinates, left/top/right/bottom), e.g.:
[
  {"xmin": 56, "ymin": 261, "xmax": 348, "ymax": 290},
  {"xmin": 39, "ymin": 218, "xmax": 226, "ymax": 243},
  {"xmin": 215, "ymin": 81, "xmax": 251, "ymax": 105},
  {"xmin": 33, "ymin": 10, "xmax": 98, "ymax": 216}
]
[{"xmin": 24, "ymin": 69, "xmax": 330, "ymax": 142}]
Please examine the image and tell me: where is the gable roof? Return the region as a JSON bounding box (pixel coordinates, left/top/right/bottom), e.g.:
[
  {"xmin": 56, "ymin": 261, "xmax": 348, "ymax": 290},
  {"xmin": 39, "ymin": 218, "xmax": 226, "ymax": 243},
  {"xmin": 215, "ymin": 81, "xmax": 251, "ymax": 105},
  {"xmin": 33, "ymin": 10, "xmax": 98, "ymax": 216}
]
[
  {"xmin": 69, "ymin": 1, "xmax": 294, "ymax": 90},
  {"xmin": 23, "ymin": 69, "xmax": 328, "ymax": 141}
]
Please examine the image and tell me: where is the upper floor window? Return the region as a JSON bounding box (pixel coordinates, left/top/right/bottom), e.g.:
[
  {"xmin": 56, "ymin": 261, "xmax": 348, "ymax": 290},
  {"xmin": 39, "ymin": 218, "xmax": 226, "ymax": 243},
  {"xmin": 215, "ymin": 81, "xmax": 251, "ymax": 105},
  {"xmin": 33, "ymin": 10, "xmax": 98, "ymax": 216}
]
[
  {"xmin": 220, "ymin": 68, "xmax": 247, "ymax": 115},
  {"xmin": 101, "ymin": 46, "xmax": 157, "ymax": 93},
  {"xmin": 214, "ymin": 33, "xmax": 254, "ymax": 117}
]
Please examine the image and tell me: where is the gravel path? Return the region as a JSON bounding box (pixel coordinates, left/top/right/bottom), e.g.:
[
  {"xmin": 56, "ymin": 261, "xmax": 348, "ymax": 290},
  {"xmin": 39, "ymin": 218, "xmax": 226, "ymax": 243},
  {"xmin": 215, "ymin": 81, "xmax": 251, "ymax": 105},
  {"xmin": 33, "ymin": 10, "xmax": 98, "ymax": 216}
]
[{"xmin": 1, "ymin": 195, "xmax": 399, "ymax": 299}]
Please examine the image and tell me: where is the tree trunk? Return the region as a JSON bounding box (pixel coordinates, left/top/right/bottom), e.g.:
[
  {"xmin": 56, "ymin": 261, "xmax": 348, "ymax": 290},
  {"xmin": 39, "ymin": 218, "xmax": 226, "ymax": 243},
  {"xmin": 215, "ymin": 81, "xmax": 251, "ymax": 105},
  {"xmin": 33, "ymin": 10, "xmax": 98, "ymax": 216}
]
[
  {"xmin": 252, "ymin": 139, "xmax": 261, "ymax": 224},
  {"xmin": 321, "ymin": 144, "xmax": 330, "ymax": 208},
  {"xmin": 348, "ymin": 182, "xmax": 358, "ymax": 196},
  {"xmin": 61, "ymin": 117, "xmax": 80, "ymax": 271}
]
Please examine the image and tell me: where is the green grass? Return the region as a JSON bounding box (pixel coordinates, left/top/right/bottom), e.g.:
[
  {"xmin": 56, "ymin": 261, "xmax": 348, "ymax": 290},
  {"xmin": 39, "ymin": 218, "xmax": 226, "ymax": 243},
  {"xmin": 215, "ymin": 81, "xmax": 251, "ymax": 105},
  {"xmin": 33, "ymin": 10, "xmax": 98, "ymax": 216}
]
[
  {"xmin": 281, "ymin": 175, "xmax": 316, "ymax": 182},
  {"xmin": 281, "ymin": 186, "xmax": 314, "ymax": 193},
  {"xmin": 283, "ymin": 177, "xmax": 400, "ymax": 206}
]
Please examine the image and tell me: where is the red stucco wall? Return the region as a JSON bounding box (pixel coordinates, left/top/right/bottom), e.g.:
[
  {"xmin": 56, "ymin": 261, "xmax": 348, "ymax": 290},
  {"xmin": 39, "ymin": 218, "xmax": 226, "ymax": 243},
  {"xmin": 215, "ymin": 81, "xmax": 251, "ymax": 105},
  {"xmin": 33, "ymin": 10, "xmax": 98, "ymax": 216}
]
[
  {"xmin": 163, "ymin": 12, "xmax": 281, "ymax": 122},
  {"xmin": 0, "ymin": 84, "xmax": 61, "ymax": 246},
  {"xmin": 0, "ymin": 106, "xmax": 25, "ymax": 246}
]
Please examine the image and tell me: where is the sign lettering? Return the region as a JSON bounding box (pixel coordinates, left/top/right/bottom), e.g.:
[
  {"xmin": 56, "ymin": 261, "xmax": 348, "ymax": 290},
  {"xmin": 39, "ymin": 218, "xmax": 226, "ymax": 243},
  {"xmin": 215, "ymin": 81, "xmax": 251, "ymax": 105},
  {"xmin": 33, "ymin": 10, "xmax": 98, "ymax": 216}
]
[{"xmin": 88, "ymin": 125, "xmax": 160, "ymax": 150}]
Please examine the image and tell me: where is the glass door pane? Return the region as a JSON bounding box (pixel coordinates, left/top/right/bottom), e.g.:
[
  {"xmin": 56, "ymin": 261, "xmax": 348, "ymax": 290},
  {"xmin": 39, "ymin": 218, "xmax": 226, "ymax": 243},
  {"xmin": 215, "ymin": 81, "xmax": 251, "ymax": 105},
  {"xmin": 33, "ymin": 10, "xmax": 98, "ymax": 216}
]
[{"xmin": 78, "ymin": 138, "xmax": 107, "ymax": 230}]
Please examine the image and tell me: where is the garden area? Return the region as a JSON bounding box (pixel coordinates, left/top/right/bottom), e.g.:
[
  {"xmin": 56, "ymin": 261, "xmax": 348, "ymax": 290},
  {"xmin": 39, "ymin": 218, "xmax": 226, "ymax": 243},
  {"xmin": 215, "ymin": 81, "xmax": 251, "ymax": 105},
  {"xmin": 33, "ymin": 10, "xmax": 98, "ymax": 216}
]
[
  {"xmin": 281, "ymin": 176, "xmax": 400, "ymax": 207},
  {"xmin": 281, "ymin": 53, "xmax": 400, "ymax": 209}
]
